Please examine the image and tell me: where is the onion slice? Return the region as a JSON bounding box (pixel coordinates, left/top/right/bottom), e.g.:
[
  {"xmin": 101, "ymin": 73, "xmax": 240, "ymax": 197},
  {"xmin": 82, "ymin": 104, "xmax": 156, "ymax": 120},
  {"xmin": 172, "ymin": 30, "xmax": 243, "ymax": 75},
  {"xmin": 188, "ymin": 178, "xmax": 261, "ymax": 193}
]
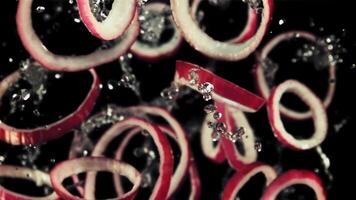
[
  {"xmin": 190, "ymin": 0, "xmax": 258, "ymax": 43},
  {"xmin": 84, "ymin": 117, "xmax": 173, "ymax": 200},
  {"xmin": 131, "ymin": 2, "xmax": 183, "ymax": 61},
  {"xmin": 170, "ymin": 0, "xmax": 273, "ymax": 60},
  {"xmin": 255, "ymin": 31, "xmax": 336, "ymax": 120},
  {"xmin": 261, "ymin": 170, "xmax": 327, "ymax": 200},
  {"xmin": 0, "ymin": 165, "xmax": 58, "ymax": 200},
  {"xmin": 0, "ymin": 69, "xmax": 100, "ymax": 145},
  {"xmin": 221, "ymin": 106, "xmax": 258, "ymax": 169},
  {"xmin": 50, "ymin": 157, "xmax": 141, "ymax": 200},
  {"xmin": 77, "ymin": 0, "xmax": 137, "ymax": 40},
  {"xmin": 16, "ymin": 0, "xmax": 139, "ymax": 72},
  {"xmin": 267, "ymin": 80, "xmax": 328, "ymax": 150},
  {"xmin": 222, "ymin": 163, "xmax": 277, "ymax": 200},
  {"xmin": 175, "ymin": 61, "xmax": 265, "ymax": 112}
]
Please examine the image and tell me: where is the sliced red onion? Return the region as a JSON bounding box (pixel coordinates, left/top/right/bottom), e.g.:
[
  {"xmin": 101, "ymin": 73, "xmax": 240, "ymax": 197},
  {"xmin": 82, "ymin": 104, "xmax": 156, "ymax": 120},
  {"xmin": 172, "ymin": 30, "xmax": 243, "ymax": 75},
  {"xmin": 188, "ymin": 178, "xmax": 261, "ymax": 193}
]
[
  {"xmin": 221, "ymin": 106, "xmax": 258, "ymax": 169},
  {"xmin": 77, "ymin": 0, "xmax": 137, "ymax": 40},
  {"xmin": 255, "ymin": 31, "xmax": 336, "ymax": 120},
  {"xmin": 84, "ymin": 117, "xmax": 173, "ymax": 200},
  {"xmin": 175, "ymin": 61, "xmax": 265, "ymax": 112},
  {"xmin": 200, "ymin": 113, "xmax": 226, "ymax": 163},
  {"xmin": 261, "ymin": 170, "xmax": 327, "ymax": 200},
  {"xmin": 50, "ymin": 157, "xmax": 141, "ymax": 200},
  {"xmin": 267, "ymin": 80, "xmax": 328, "ymax": 150},
  {"xmin": 0, "ymin": 165, "xmax": 58, "ymax": 200},
  {"xmin": 190, "ymin": 0, "xmax": 258, "ymax": 43},
  {"xmin": 222, "ymin": 163, "xmax": 277, "ymax": 200},
  {"xmin": 0, "ymin": 69, "xmax": 100, "ymax": 145},
  {"xmin": 16, "ymin": 0, "xmax": 139, "ymax": 72},
  {"xmin": 114, "ymin": 125, "xmax": 200, "ymax": 200},
  {"xmin": 170, "ymin": 0, "xmax": 273, "ymax": 60},
  {"xmin": 131, "ymin": 2, "xmax": 183, "ymax": 61}
]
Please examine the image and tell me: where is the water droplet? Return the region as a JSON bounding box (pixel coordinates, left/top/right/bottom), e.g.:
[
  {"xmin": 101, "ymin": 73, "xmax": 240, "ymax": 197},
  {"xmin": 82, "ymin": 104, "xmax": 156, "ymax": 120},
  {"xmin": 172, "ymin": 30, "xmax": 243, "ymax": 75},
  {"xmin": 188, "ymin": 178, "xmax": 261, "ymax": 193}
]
[
  {"xmin": 207, "ymin": 121, "xmax": 215, "ymax": 128},
  {"xmin": 211, "ymin": 132, "xmax": 220, "ymax": 141},
  {"xmin": 161, "ymin": 84, "xmax": 180, "ymax": 101},
  {"xmin": 202, "ymin": 93, "xmax": 212, "ymax": 101},
  {"xmin": 278, "ymin": 19, "xmax": 285, "ymax": 25},
  {"xmin": 213, "ymin": 112, "xmax": 222, "ymax": 120},
  {"xmin": 255, "ymin": 142, "xmax": 262, "ymax": 152},
  {"xmin": 215, "ymin": 122, "xmax": 226, "ymax": 135},
  {"xmin": 74, "ymin": 18, "xmax": 81, "ymax": 23},
  {"xmin": 188, "ymin": 69, "xmax": 199, "ymax": 85},
  {"xmin": 198, "ymin": 82, "xmax": 214, "ymax": 94},
  {"xmin": 204, "ymin": 104, "xmax": 217, "ymax": 114},
  {"xmin": 8, "ymin": 57, "xmax": 13, "ymax": 63},
  {"xmin": 36, "ymin": 6, "xmax": 46, "ymax": 13}
]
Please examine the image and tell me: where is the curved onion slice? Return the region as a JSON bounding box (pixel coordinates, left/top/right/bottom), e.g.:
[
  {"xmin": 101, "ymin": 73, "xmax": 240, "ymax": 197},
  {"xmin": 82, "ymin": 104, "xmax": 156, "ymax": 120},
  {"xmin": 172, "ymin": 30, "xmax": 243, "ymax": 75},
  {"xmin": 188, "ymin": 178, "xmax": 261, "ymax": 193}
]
[
  {"xmin": 221, "ymin": 106, "xmax": 258, "ymax": 169},
  {"xmin": 16, "ymin": 0, "xmax": 139, "ymax": 72},
  {"xmin": 255, "ymin": 31, "xmax": 336, "ymax": 120},
  {"xmin": 267, "ymin": 80, "xmax": 328, "ymax": 150},
  {"xmin": 170, "ymin": 0, "xmax": 273, "ymax": 60},
  {"xmin": 0, "ymin": 69, "xmax": 100, "ymax": 145},
  {"xmin": 84, "ymin": 117, "xmax": 173, "ymax": 200},
  {"xmin": 200, "ymin": 113, "xmax": 225, "ymax": 163},
  {"xmin": 190, "ymin": 0, "xmax": 258, "ymax": 43},
  {"xmin": 175, "ymin": 61, "xmax": 265, "ymax": 112},
  {"xmin": 77, "ymin": 0, "xmax": 137, "ymax": 40},
  {"xmin": 0, "ymin": 165, "xmax": 58, "ymax": 200},
  {"xmin": 50, "ymin": 157, "xmax": 141, "ymax": 200},
  {"xmin": 114, "ymin": 125, "xmax": 200, "ymax": 200},
  {"xmin": 261, "ymin": 170, "xmax": 326, "ymax": 200},
  {"xmin": 131, "ymin": 2, "xmax": 183, "ymax": 61},
  {"xmin": 222, "ymin": 163, "xmax": 277, "ymax": 200}
]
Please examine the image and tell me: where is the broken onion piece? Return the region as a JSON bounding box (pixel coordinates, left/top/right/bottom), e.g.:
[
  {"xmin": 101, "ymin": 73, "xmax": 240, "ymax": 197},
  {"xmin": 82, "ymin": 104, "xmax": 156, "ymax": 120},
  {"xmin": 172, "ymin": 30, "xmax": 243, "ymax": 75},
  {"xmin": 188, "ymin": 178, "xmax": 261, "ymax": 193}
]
[
  {"xmin": 0, "ymin": 165, "xmax": 58, "ymax": 200},
  {"xmin": 261, "ymin": 170, "xmax": 327, "ymax": 200},
  {"xmin": 16, "ymin": 0, "xmax": 139, "ymax": 72},
  {"xmin": 222, "ymin": 163, "xmax": 277, "ymax": 200},
  {"xmin": 267, "ymin": 80, "xmax": 328, "ymax": 150},
  {"xmin": 171, "ymin": 0, "xmax": 273, "ymax": 60},
  {"xmin": 0, "ymin": 69, "xmax": 100, "ymax": 145},
  {"xmin": 175, "ymin": 61, "xmax": 265, "ymax": 113},
  {"xmin": 131, "ymin": 2, "xmax": 183, "ymax": 61},
  {"xmin": 50, "ymin": 157, "xmax": 141, "ymax": 200},
  {"xmin": 84, "ymin": 117, "xmax": 173, "ymax": 200},
  {"xmin": 77, "ymin": 0, "xmax": 137, "ymax": 40},
  {"xmin": 255, "ymin": 31, "xmax": 336, "ymax": 120}
]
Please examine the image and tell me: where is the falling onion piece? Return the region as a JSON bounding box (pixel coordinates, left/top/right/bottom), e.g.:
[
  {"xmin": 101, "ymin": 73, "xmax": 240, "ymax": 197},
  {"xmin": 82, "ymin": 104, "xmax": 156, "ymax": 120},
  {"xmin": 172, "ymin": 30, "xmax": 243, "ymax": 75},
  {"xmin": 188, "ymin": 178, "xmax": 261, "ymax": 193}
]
[
  {"xmin": 261, "ymin": 170, "xmax": 327, "ymax": 200},
  {"xmin": 175, "ymin": 61, "xmax": 265, "ymax": 112},
  {"xmin": 131, "ymin": 2, "xmax": 183, "ymax": 61},
  {"xmin": 0, "ymin": 69, "xmax": 100, "ymax": 145},
  {"xmin": 84, "ymin": 117, "xmax": 173, "ymax": 200},
  {"xmin": 170, "ymin": 0, "xmax": 273, "ymax": 60},
  {"xmin": 0, "ymin": 165, "xmax": 59, "ymax": 200},
  {"xmin": 16, "ymin": 0, "xmax": 140, "ymax": 72},
  {"xmin": 77, "ymin": 0, "xmax": 137, "ymax": 40},
  {"xmin": 114, "ymin": 125, "xmax": 201, "ymax": 200},
  {"xmin": 50, "ymin": 157, "xmax": 141, "ymax": 200},
  {"xmin": 222, "ymin": 163, "xmax": 277, "ymax": 200},
  {"xmin": 267, "ymin": 80, "xmax": 328, "ymax": 150},
  {"xmin": 190, "ymin": 0, "xmax": 258, "ymax": 43},
  {"xmin": 255, "ymin": 31, "xmax": 336, "ymax": 120}
]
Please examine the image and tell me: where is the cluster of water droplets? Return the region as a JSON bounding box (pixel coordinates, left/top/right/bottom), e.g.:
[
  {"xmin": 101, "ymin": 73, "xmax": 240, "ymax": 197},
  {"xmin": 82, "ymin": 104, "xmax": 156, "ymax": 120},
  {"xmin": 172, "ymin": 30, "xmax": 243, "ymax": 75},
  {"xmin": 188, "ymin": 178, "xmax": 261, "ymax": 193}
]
[
  {"xmin": 90, "ymin": 0, "xmax": 110, "ymax": 21},
  {"xmin": 260, "ymin": 57, "xmax": 279, "ymax": 88}
]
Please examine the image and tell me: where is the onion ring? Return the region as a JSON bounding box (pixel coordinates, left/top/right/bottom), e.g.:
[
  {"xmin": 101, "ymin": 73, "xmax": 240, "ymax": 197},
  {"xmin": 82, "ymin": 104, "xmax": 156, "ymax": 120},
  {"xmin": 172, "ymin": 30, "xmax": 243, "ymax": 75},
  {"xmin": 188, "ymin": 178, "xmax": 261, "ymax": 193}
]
[
  {"xmin": 16, "ymin": 0, "xmax": 139, "ymax": 72},
  {"xmin": 255, "ymin": 31, "xmax": 336, "ymax": 120},
  {"xmin": 267, "ymin": 80, "xmax": 328, "ymax": 150},
  {"xmin": 0, "ymin": 69, "xmax": 100, "ymax": 145},
  {"xmin": 0, "ymin": 165, "xmax": 58, "ymax": 200},
  {"xmin": 77, "ymin": 0, "xmax": 137, "ymax": 40},
  {"xmin": 261, "ymin": 170, "xmax": 327, "ymax": 200}
]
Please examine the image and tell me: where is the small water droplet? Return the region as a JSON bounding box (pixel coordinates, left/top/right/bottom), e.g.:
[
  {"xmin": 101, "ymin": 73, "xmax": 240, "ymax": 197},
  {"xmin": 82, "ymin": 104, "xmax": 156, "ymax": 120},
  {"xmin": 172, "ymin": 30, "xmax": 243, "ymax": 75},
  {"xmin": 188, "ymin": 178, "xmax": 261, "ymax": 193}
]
[
  {"xmin": 213, "ymin": 112, "xmax": 222, "ymax": 120},
  {"xmin": 36, "ymin": 6, "xmax": 46, "ymax": 13},
  {"xmin": 255, "ymin": 142, "xmax": 262, "ymax": 152},
  {"xmin": 211, "ymin": 132, "xmax": 220, "ymax": 141},
  {"xmin": 204, "ymin": 104, "xmax": 217, "ymax": 114}
]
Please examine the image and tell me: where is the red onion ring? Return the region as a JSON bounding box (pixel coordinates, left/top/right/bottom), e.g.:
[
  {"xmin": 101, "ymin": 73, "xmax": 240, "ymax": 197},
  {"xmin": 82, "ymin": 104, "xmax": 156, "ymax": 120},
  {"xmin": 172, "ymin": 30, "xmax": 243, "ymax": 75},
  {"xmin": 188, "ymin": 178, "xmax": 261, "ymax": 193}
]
[
  {"xmin": 16, "ymin": 0, "xmax": 139, "ymax": 72},
  {"xmin": 50, "ymin": 157, "xmax": 141, "ymax": 200},
  {"xmin": 221, "ymin": 106, "xmax": 258, "ymax": 169},
  {"xmin": 222, "ymin": 163, "xmax": 277, "ymax": 200},
  {"xmin": 114, "ymin": 125, "xmax": 201, "ymax": 200},
  {"xmin": 175, "ymin": 61, "xmax": 265, "ymax": 112},
  {"xmin": 190, "ymin": 0, "xmax": 258, "ymax": 43},
  {"xmin": 0, "ymin": 165, "xmax": 58, "ymax": 200},
  {"xmin": 261, "ymin": 170, "xmax": 327, "ymax": 200},
  {"xmin": 77, "ymin": 0, "xmax": 137, "ymax": 40},
  {"xmin": 267, "ymin": 80, "xmax": 328, "ymax": 150},
  {"xmin": 0, "ymin": 69, "xmax": 100, "ymax": 145},
  {"xmin": 84, "ymin": 117, "xmax": 173, "ymax": 200},
  {"xmin": 131, "ymin": 3, "xmax": 183, "ymax": 62},
  {"xmin": 170, "ymin": 0, "xmax": 273, "ymax": 60},
  {"xmin": 255, "ymin": 31, "xmax": 336, "ymax": 120}
]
